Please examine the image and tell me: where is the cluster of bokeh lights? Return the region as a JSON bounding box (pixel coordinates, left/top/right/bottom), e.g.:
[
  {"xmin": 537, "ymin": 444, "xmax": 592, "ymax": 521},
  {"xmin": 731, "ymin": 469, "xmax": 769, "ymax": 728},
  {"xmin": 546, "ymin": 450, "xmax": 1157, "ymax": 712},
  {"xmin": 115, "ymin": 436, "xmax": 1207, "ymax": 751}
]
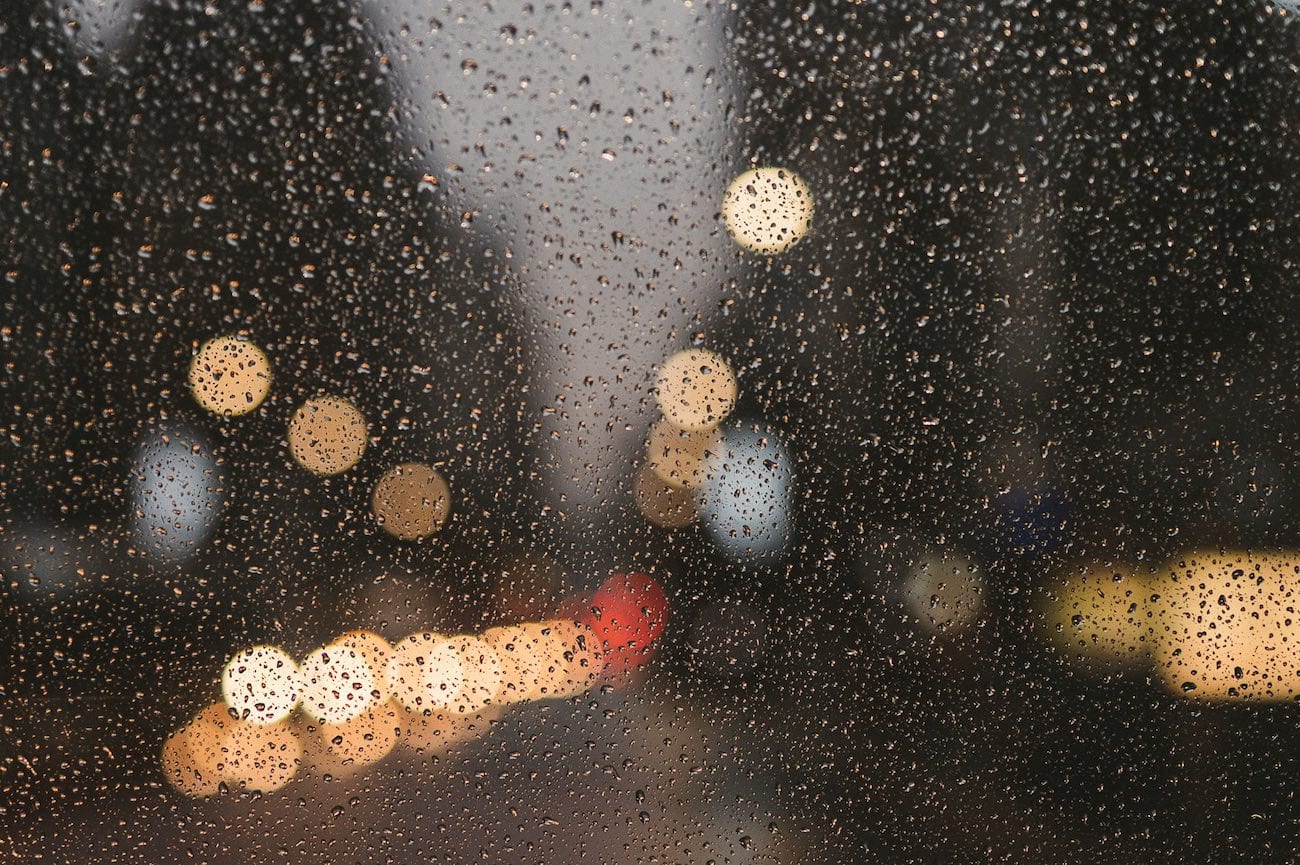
[
  {"xmin": 637, "ymin": 347, "xmax": 796, "ymax": 563},
  {"xmin": 1041, "ymin": 550, "xmax": 1300, "ymax": 701},
  {"xmin": 164, "ymin": 571, "xmax": 668, "ymax": 796},
  {"xmin": 186, "ymin": 335, "xmax": 451, "ymax": 541}
]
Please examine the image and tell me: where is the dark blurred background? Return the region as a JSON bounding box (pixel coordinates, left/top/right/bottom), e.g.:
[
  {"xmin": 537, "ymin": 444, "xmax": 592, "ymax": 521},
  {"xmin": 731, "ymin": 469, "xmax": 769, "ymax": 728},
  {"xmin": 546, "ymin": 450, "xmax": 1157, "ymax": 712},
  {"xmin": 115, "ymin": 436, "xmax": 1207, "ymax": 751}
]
[{"xmin": 5, "ymin": 0, "xmax": 1300, "ymax": 861}]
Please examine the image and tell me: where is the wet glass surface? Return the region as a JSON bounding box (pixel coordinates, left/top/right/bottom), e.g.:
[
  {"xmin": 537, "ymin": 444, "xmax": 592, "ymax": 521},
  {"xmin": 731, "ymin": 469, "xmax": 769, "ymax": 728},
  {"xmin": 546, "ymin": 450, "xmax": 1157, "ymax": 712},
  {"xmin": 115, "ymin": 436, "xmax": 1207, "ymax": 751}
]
[{"xmin": 6, "ymin": 0, "xmax": 1300, "ymax": 860}]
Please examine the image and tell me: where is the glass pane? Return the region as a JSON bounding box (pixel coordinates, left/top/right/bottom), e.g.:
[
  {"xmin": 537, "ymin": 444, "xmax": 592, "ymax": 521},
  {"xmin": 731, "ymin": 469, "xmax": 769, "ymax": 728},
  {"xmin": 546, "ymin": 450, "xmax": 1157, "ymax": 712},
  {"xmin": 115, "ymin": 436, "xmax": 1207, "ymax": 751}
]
[{"xmin": 5, "ymin": 0, "xmax": 1300, "ymax": 861}]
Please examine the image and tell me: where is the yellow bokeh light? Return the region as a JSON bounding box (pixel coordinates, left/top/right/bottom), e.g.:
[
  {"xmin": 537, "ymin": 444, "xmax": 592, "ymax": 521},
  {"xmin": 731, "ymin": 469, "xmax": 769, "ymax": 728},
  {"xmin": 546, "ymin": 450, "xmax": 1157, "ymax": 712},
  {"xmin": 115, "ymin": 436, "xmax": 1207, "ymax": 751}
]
[
  {"xmin": 161, "ymin": 728, "xmax": 196, "ymax": 794},
  {"xmin": 161, "ymin": 703, "xmax": 232, "ymax": 799},
  {"xmin": 299, "ymin": 642, "xmax": 380, "ymax": 725},
  {"xmin": 287, "ymin": 395, "xmax": 368, "ymax": 476},
  {"xmin": 220, "ymin": 718, "xmax": 302, "ymax": 793},
  {"xmin": 371, "ymin": 462, "xmax": 452, "ymax": 540},
  {"xmin": 188, "ymin": 336, "xmax": 272, "ymax": 417},
  {"xmin": 1041, "ymin": 564, "xmax": 1151, "ymax": 669},
  {"xmin": 447, "ymin": 635, "xmax": 504, "ymax": 713},
  {"xmin": 482, "ymin": 623, "xmax": 547, "ymax": 703},
  {"xmin": 301, "ymin": 698, "xmax": 400, "ymax": 777},
  {"xmin": 221, "ymin": 645, "xmax": 302, "ymax": 726},
  {"xmin": 646, "ymin": 417, "xmax": 721, "ymax": 489},
  {"xmin": 633, "ymin": 465, "xmax": 697, "ymax": 528},
  {"xmin": 535, "ymin": 618, "xmax": 605, "ymax": 698},
  {"xmin": 721, "ymin": 166, "xmax": 813, "ymax": 254},
  {"xmin": 1152, "ymin": 550, "xmax": 1300, "ymax": 701},
  {"xmin": 336, "ymin": 629, "xmax": 393, "ymax": 693},
  {"xmin": 183, "ymin": 702, "xmax": 237, "ymax": 788},
  {"xmin": 654, "ymin": 349, "xmax": 737, "ymax": 433},
  {"xmin": 386, "ymin": 632, "xmax": 464, "ymax": 713}
]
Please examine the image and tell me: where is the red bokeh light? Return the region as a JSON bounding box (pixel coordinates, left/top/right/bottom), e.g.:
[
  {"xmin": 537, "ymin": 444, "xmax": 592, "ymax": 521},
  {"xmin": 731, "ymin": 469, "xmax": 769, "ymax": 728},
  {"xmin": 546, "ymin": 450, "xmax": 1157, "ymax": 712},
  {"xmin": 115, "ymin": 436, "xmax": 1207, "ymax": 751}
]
[{"xmin": 579, "ymin": 572, "xmax": 669, "ymax": 674}]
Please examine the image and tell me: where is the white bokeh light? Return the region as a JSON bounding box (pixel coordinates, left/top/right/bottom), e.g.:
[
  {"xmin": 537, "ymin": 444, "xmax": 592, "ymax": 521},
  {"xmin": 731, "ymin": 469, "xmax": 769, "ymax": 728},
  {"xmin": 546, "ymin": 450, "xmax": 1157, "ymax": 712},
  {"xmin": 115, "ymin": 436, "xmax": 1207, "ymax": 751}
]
[
  {"xmin": 697, "ymin": 424, "xmax": 794, "ymax": 563},
  {"xmin": 130, "ymin": 426, "xmax": 222, "ymax": 564},
  {"xmin": 299, "ymin": 643, "xmax": 380, "ymax": 726},
  {"xmin": 386, "ymin": 633, "xmax": 465, "ymax": 713},
  {"xmin": 221, "ymin": 645, "xmax": 303, "ymax": 726}
]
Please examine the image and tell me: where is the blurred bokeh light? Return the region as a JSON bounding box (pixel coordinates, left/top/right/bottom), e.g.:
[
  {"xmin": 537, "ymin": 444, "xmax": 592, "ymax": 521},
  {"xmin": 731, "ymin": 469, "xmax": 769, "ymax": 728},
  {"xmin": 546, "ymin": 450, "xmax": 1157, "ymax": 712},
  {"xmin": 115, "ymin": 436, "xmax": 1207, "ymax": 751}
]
[
  {"xmin": 654, "ymin": 349, "xmax": 738, "ymax": 434},
  {"xmin": 370, "ymin": 462, "xmax": 452, "ymax": 540},
  {"xmin": 287, "ymin": 396, "xmax": 368, "ymax": 476},
  {"xmin": 130, "ymin": 425, "xmax": 222, "ymax": 564},
  {"xmin": 1152, "ymin": 550, "xmax": 1300, "ymax": 701},
  {"xmin": 697, "ymin": 423, "xmax": 794, "ymax": 563},
  {"xmin": 1040, "ymin": 563, "xmax": 1151, "ymax": 671},
  {"xmin": 721, "ymin": 167, "xmax": 814, "ymax": 255},
  {"xmin": 221, "ymin": 646, "xmax": 303, "ymax": 725},
  {"xmin": 188, "ymin": 336, "xmax": 272, "ymax": 418}
]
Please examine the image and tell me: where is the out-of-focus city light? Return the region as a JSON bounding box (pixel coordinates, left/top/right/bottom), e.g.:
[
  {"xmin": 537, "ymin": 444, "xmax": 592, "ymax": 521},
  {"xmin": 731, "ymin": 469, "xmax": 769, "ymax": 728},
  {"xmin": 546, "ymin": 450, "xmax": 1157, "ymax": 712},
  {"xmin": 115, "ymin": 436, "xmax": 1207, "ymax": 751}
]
[
  {"xmin": 482, "ymin": 623, "xmax": 548, "ymax": 703},
  {"xmin": 299, "ymin": 642, "xmax": 380, "ymax": 725},
  {"xmin": 161, "ymin": 728, "xmax": 205, "ymax": 798},
  {"xmin": 187, "ymin": 336, "xmax": 272, "ymax": 417},
  {"xmin": 371, "ymin": 462, "xmax": 451, "ymax": 540},
  {"xmin": 583, "ymin": 572, "xmax": 669, "ymax": 675},
  {"xmin": 900, "ymin": 551, "xmax": 984, "ymax": 635},
  {"xmin": 164, "ymin": 700, "xmax": 304, "ymax": 796},
  {"xmin": 697, "ymin": 424, "xmax": 794, "ymax": 563},
  {"xmin": 655, "ymin": 349, "xmax": 738, "ymax": 433},
  {"xmin": 1151, "ymin": 550, "xmax": 1300, "ymax": 701},
  {"xmin": 53, "ymin": 0, "xmax": 140, "ymax": 58},
  {"xmin": 220, "ymin": 718, "xmax": 302, "ymax": 793},
  {"xmin": 287, "ymin": 395, "xmax": 368, "ymax": 476},
  {"xmin": 447, "ymin": 635, "xmax": 504, "ymax": 713},
  {"xmin": 525, "ymin": 622, "xmax": 574, "ymax": 700},
  {"xmin": 538, "ymin": 618, "xmax": 606, "ymax": 697},
  {"xmin": 633, "ymin": 465, "xmax": 697, "ymax": 528},
  {"xmin": 183, "ymin": 702, "xmax": 237, "ymax": 784},
  {"xmin": 721, "ymin": 167, "xmax": 813, "ymax": 254},
  {"xmin": 646, "ymin": 418, "xmax": 721, "ymax": 489},
  {"xmin": 386, "ymin": 632, "xmax": 465, "ymax": 713},
  {"xmin": 165, "ymin": 585, "xmax": 668, "ymax": 796},
  {"xmin": 131, "ymin": 426, "xmax": 222, "ymax": 563},
  {"xmin": 300, "ymin": 698, "xmax": 400, "ymax": 776},
  {"xmin": 335, "ymin": 630, "xmax": 393, "ymax": 689},
  {"xmin": 1040, "ymin": 564, "xmax": 1150, "ymax": 669},
  {"xmin": 161, "ymin": 701, "xmax": 233, "ymax": 798},
  {"xmin": 221, "ymin": 645, "xmax": 303, "ymax": 725}
]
